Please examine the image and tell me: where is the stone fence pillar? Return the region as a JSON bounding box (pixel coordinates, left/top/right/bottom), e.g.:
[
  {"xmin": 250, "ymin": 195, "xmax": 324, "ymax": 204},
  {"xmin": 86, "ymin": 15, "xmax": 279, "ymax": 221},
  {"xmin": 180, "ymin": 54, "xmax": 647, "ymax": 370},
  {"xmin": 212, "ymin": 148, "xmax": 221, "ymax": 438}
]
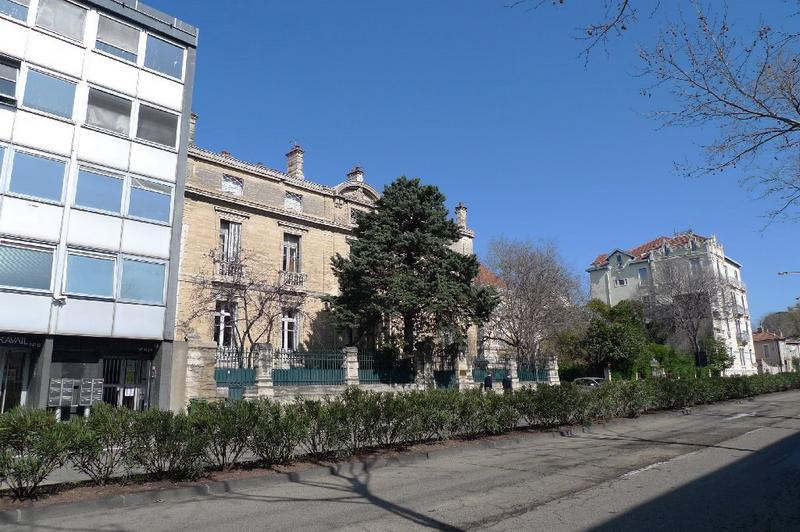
[
  {"xmin": 507, "ymin": 358, "xmax": 520, "ymax": 388},
  {"xmin": 547, "ymin": 356, "xmax": 561, "ymax": 385},
  {"xmin": 344, "ymin": 347, "xmax": 359, "ymax": 385},
  {"xmin": 456, "ymin": 353, "xmax": 473, "ymax": 390},
  {"xmin": 184, "ymin": 339, "xmax": 219, "ymax": 406},
  {"xmin": 254, "ymin": 347, "xmax": 274, "ymax": 398}
]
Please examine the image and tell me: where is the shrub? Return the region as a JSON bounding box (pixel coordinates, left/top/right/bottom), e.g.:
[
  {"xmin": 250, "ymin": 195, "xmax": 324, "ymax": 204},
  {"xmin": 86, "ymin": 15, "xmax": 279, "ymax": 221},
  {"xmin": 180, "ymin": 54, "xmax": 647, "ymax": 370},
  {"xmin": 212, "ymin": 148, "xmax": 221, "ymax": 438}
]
[
  {"xmin": 68, "ymin": 403, "xmax": 136, "ymax": 485},
  {"xmin": 190, "ymin": 400, "xmax": 257, "ymax": 470},
  {"xmin": 339, "ymin": 387, "xmax": 379, "ymax": 453},
  {"xmin": 370, "ymin": 392, "xmax": 415, "ymax": 447},
  {"xmin": 0, "ymin": 408, "xmax": 75, "ymax": 500},
  {"xmin": 299, "ymin": 398, "xmax": 347, "ymax": 457},
  {"xmin": 130, "ymin": 409, "xmax": 207, "ymax": 480},
  {"xmin": 250, "ymin": 400, "xmax": 308, "ymax": 465}
]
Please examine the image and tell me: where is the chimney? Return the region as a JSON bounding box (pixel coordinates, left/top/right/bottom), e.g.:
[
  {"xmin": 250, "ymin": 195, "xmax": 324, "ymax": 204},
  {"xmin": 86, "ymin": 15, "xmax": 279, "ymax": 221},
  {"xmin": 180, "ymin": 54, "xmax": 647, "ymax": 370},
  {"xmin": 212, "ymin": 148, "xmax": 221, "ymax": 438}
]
[
  {"xmin": 286, "ymin": 144, "xmax": 304, "ymax": 180},
  {"xmin": 347, "ymin": 166, "xmax": 364, "ymax": 182},
  {"xmin": 189, "ymin": 112, "xmax": 198, "ymax": 144},
  {"xmin": 455, "ymin": 202, "xmax": 467, "ymax": 229}
]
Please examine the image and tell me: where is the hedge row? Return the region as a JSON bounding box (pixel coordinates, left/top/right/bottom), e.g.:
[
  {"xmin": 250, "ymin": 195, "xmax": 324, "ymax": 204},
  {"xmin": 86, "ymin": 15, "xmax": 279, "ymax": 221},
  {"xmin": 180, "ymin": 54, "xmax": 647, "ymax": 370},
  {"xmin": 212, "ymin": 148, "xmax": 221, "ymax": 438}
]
[{"xmin": 1, "ymin": 372, "xmax": 799, "ymax": 500}]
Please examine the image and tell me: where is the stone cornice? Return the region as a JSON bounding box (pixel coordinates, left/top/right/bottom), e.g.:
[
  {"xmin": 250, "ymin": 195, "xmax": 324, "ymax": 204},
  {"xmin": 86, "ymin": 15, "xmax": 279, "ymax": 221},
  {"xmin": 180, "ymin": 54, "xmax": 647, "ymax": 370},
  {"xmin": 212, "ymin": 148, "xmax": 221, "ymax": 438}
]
[{"xmin": 185, "ymin": 185, "xmax": 356, "ymax": 235}]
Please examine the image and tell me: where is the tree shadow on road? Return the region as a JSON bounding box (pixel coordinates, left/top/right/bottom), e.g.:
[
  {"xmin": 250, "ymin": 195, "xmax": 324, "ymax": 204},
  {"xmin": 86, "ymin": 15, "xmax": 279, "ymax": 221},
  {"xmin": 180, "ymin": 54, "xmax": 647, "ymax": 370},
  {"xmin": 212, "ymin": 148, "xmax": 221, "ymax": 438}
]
[{"xmin": 590, "ymin": 431, "xmax": 800, "ymax": 531}]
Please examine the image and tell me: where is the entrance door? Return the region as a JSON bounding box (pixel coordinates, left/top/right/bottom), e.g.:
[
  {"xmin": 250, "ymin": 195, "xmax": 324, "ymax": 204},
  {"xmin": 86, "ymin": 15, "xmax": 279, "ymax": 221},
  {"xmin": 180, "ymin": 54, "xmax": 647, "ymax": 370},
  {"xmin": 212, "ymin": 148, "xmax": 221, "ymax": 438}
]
[
  {"xmin": 0, "ymin": 350, "xmax": 25, "ymax": 413},
  {"xmin": 101, "ymin": 358, "xmax": 151, "ymax": 410}
]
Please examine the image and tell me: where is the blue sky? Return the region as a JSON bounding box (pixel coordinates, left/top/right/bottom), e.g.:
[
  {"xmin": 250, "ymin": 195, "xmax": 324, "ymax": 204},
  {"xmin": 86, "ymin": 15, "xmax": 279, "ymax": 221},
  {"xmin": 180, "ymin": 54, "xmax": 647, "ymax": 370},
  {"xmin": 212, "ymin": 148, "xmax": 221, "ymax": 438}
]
[{"xmin": 152, "ymin": 0, "xmax": 799, "ymax": 322}]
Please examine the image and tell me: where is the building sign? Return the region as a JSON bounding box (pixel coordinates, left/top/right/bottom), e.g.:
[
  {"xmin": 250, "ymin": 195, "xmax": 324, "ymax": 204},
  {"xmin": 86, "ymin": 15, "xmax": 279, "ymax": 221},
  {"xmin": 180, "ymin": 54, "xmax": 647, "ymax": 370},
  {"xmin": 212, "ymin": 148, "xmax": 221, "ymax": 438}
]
[
  {"xmin": 0, "ymin": 335, "xmax": 43, "ymax": 349},
  {"xmin": 48, "ymin": 378, "xmax": 104, "ymax": 407}
]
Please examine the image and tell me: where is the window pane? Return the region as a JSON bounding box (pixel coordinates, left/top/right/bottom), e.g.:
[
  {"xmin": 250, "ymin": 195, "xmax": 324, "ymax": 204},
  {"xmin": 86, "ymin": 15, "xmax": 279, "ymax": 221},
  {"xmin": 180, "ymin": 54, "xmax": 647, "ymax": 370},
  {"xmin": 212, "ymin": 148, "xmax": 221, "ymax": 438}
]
[
  {"xmin": 121, "ymin": 259, "xmax": 165, "ymax": 303},
  {"xmin": 86, "ymin": 88, "xmax": 131, "ymax": 135},
  {"xmin": 0, "ymin": 147, "xmax": 4, "ymax": 174},
  {"xmin": 0, "ymin": 244, "xmax": 52, "ymax": 290},
  {"xmin": 136, "ymin": 105, "xmax": 178, "ymax": 147},
  {"xmin": 144, "ymin": 35, "xmax": 183, "ymax": 78},
  {"xmin": 129, "ymin": 179, "xmax": 171, "ymax": 222},
  {"xmin": 0, "ymin": 61, "xmax": 17, "ymax": 99},
  {"xmin": 23, "ymin": 70, "xmax": 76, "ymax": 118},
  {"xmin": 66, "ymin": 254, "xmax": 114, "ymax": 297},
  {"xmin": 36, "ymin": 0, "xmax": 86, "ymax": 41},
  {"xmin": 0, "ymin": 0, "xmax": 29, "ymax": 22},
  {"xmin": 96, "ymin": 16, "xmax": 139, "ymax": 62},
  {"xmin": 9, "ymin": 152, "xmax": 65, "ymax": 201},
  {"xmin": 74, "ymin": 169, "xmax": 123, "ymax": 212}
]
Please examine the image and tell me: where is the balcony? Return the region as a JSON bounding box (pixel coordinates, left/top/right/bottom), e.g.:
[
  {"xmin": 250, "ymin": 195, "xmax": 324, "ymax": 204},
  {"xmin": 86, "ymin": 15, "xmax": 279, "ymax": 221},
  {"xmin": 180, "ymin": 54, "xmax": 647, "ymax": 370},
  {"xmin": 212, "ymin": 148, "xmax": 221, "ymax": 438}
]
[
  {"xmin": 737, "ymin": 332, "xmax": 750, "ymax": 345},
  {"xmin": 728, "ymin": 277, "xmax": 747, "ymax": 291},
  {"xmin": 280, "ymin": 270, "xmax": 307, "ymax": 288},
  {"xmin": 217, "ymin": 260, "xmax": 243, "ymax": 277}
]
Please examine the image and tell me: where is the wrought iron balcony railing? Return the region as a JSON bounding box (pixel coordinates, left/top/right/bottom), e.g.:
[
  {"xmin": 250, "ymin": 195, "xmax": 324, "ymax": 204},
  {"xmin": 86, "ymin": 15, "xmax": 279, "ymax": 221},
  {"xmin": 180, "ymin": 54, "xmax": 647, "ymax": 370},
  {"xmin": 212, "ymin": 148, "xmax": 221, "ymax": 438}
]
[{"xmin": 280, "ymin": 270, "xmax": 307, "ymax": 288}]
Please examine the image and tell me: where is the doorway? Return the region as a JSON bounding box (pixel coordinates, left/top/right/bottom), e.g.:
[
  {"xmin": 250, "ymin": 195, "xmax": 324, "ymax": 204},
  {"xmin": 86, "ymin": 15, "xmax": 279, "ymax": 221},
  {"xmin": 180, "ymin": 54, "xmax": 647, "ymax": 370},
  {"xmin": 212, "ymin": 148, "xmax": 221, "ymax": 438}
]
[
  {"xmin": 101, "ymin": 358, "xmax": 151, "ymax": 410},
  {"xmin": 0, "ymin": 349, "xmax": 26, "ymax": 413}
]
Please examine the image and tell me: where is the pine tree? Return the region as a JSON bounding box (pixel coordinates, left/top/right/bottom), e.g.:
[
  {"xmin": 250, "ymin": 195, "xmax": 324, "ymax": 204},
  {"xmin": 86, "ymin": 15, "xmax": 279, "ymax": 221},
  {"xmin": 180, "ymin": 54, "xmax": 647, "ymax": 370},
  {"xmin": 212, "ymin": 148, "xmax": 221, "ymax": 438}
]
[{"xmin": 326, "ymin": 177, "xmax": 498, "ymax": 370}]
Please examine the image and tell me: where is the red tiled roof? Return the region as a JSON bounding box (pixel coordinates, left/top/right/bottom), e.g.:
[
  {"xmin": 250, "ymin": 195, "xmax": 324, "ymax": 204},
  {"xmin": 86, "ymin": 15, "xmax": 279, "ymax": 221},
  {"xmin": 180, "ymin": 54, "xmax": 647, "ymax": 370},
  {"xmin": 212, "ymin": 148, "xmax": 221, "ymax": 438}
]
[
  {"xmin": 591, "ymin": 233, "xmax": 709, "ymax": 267},
  {"xmin": 753, "ymin": 330, "xmax": 783, "ymax": 342},
  {"xmin": 476, "ymin": 264, "xmax": 505, "ymax": 288}
]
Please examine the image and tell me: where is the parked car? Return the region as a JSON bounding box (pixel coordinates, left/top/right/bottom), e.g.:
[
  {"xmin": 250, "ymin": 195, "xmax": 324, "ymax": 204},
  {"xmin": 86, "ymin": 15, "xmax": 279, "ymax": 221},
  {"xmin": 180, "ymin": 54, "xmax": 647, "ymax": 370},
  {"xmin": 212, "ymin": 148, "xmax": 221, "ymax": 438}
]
[{"xmin": 573, "ymin": 377, "xmax": 605, "ymax": 389}]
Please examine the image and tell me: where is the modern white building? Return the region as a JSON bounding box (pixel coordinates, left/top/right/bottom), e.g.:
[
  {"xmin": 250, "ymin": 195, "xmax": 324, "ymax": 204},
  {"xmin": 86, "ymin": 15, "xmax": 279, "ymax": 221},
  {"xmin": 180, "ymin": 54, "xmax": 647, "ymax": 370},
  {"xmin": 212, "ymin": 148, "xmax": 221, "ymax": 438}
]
[
  {"xmin": 0, "ymin": 0, "xmax": 197, "ymax": 415},
  {"xmin": 588, "ymin": 232, "xmax": 756, "ymax": 375}
]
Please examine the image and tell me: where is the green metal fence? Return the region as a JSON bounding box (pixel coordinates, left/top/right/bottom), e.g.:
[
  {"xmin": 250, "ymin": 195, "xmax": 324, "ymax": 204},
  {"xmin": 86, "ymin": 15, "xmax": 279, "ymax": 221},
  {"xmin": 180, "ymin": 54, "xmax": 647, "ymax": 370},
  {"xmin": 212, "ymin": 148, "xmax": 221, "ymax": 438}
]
[
  {"xmin": 357, "ymin": 353, "xmax": 415, "ymax": 384},
  {"xmin": 518, "ymin": 366, "xmax": 549, "ymax": 382},
  {"xmin": 214, "ymin": 347, "xmax": 256, "ymax": 400},
  {"xmin": 434, "ymin": 370, "xmax": 457, "ymax": 389},
  {"xmin": 272, "ymin": 350, "xmax": 346, "ymax": 386},
  {"xmin": 472, "ymin": 368, "xmax": 508, "ymax": 383}
]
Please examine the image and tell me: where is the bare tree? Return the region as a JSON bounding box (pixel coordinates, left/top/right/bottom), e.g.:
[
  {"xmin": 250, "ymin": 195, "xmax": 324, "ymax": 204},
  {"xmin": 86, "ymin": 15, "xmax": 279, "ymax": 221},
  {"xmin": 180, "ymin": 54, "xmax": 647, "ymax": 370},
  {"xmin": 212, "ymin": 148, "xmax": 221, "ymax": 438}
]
[
  {"xmin": 515, "ymin": 1, "xmax": 800, "ymax": 220},
  {"xmin": 483, "ymin": 239, "xmax": 583, "ymax": 367},
  {"xmin": 180, "ymin": 249, "xmax": 307, "ymax": 353},
  {"xmin": 639, "ymin": 258, "xmax": 729, "ymax": 359}
]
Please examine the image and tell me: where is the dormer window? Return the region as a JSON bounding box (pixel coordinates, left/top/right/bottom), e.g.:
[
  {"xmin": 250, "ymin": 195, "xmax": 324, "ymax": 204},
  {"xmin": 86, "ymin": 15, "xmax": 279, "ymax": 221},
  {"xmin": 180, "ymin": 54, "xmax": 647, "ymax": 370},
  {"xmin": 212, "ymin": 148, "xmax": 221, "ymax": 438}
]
[
  {"xmin": 663, "ymin": 244, "xmax": 670, "ymax": 256},
  {"xmin": 615, "ymin": 255, "xmax": 623, "ymax": 268}
]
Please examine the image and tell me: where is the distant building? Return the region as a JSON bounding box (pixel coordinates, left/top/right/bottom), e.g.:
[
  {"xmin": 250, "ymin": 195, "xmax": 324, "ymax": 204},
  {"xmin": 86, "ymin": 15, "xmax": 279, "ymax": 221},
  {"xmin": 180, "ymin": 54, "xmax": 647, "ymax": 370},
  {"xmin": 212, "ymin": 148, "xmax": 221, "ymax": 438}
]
[
  {"xmin": 0, "ymin": 0, "xmax": 197, "ymax": 414},
  {"xmin": 588, "ymin": 232, "xmax": 756, "ymax": 375},
  {"xmin": 752, "ymin": 329, "xmax": 800, "ymax": 373}
]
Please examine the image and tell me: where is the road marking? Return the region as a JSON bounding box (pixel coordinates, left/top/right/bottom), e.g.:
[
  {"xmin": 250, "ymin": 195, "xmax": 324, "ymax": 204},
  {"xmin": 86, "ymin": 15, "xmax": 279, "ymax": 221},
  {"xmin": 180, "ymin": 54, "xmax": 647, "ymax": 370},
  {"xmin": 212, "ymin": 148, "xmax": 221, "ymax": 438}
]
[
  {"xmin": 725, "ymin": 412, "xmax": 756, "ymax": 421},
  {"xmin": 621, "ymin": 460, "xmax": 670, "ymax": 478}
]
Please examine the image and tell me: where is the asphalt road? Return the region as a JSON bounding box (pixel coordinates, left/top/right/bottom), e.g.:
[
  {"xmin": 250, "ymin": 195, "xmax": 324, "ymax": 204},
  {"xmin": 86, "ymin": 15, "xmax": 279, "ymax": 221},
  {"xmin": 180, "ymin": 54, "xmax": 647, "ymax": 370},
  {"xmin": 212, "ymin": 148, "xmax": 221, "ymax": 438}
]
[{"xmin": 11, "ymin": 390, "xmax": 800, "ymax": 532}]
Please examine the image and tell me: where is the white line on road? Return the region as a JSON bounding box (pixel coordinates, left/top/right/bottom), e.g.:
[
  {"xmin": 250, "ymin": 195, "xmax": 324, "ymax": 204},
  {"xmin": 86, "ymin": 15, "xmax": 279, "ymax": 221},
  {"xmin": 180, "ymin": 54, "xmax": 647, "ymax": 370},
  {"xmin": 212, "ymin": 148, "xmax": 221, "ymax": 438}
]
[
  {"xmin": 725, "ymin": 412, "xmax": 756, "ymax": 421},
  {"xmin": 621, "ymin": 460, "xmax": 671, "ymax": 478}
]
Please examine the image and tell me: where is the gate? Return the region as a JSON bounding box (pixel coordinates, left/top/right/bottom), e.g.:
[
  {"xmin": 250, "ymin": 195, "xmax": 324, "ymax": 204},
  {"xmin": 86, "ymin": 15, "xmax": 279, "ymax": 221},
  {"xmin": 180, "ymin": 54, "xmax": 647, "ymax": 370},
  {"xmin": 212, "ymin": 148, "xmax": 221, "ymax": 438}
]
[{"xmin": 214, "ymin": 347, "xmax": 256, "ymax": 400}]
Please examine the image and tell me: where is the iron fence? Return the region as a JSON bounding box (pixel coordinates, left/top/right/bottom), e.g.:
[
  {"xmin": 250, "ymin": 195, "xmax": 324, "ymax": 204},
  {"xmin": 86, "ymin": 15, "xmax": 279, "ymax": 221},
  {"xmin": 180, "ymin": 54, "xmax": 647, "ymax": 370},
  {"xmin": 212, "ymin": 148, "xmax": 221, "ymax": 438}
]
[
  {"xmin": 518, "ymin": 366, "xmax": 549, "ymax": 382},
  {"xmin": 472, "ymin": 367, "xmax": 508, "ymax": 383},
  {"xmin": 357, "ymin": 353, "xmax": 415, "ymax": 384},
  {"xmin": 272, "ymin": 350, "xmax": 346, "ymax": 386}
]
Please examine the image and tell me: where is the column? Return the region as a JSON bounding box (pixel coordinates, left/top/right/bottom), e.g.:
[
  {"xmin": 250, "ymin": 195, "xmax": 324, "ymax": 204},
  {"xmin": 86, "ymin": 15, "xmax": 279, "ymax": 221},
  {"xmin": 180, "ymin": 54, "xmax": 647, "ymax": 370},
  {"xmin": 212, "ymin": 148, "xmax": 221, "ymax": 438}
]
[
  {"xmin": 254, "ymin": 346, "xmax": 274, "ymax": 398},
  {"xmin": 548, "ymin": 356, "xmax": 561, "ymax": 385}
]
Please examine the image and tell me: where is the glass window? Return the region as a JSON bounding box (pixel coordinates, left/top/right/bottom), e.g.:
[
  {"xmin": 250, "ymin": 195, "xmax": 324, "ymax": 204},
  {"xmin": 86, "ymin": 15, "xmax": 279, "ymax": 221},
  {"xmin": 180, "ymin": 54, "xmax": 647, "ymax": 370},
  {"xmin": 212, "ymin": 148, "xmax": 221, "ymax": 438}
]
[
  {"xmin": 0, "ymin": 146, "xmax": 4, "ymax": 174},
  {"xmin": 214, "ymin": 302, "xmax": 236, "ymax": 348},
  {"xmin": 144, "ymin": 35, "xmax": 184, "ymax": 79},
  {"xmin": 0, "ymin": 0, "xmax": 29, "ymax": 22},
  {"xmin": 219, "ymin": 220, "xmax": 241, "ymax": 262},
  {"xmin": 96, "ymin": 15, "xmax": 139, "ymax": 62},
  {"xmin": 35, "ymin": 0, "xmax": 86, "ymax": 41},
  {"xmin": 0, "ymin": 58, "xmax": 19, "ymax": 101},
  {"xmin": 23, "ymin": 70, "xmax": 76, "ymax": 118},
  {"xmin": 66, "ymin": 253, "xmax": 115, "ymax": 297},
  {"xmin": 120, "ymin": 259, "xmax": 165, "ymax": 304},
  {"xmin": 281, "ymin": 310, "xmax": 298, "ymax": 351},
  {"xmin": 128, "ymin": 178, "xmax": 171, "ymax": 222},
  {"xmin": 136, "ymin": 105, "xmax": 178, "ymax": 147},
  {"xmin": 85, "ymin": 88, "xmax": 131, "ymax": 135},
  {"xmin": 0, "ymin": 244, "xmax": 52, "ymax": 290},
  {"xmin": 8, "ymin": 152, "xmax": 65, "ymax": 201},
  {"xmin": 282, "ymin": 234, "xmax": 300, "ymax": 272},
  {"xmin": 74, "ymin": 169, "xmax": 123, "ymax": 213}
]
